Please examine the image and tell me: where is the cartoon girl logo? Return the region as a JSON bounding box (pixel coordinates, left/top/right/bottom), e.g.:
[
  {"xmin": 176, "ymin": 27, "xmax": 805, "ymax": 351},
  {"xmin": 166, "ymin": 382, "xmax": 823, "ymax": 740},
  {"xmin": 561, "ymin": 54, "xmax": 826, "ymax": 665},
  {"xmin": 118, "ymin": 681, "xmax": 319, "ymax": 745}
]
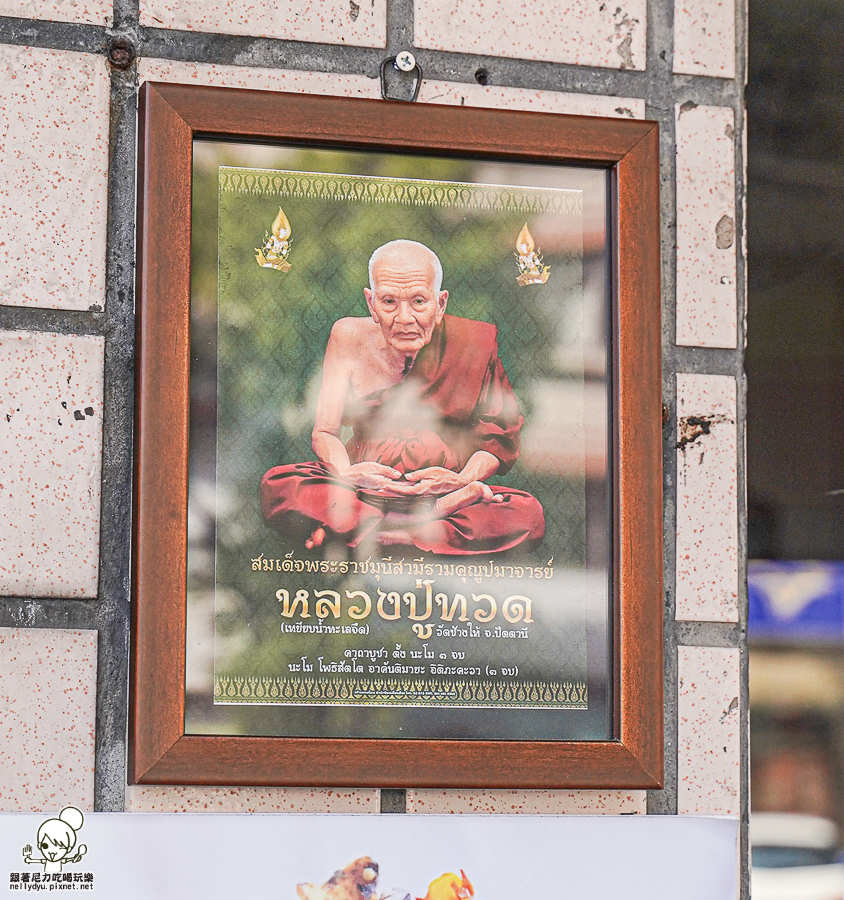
[{"xmin": 22, "ymin": 806, "xmax": 87, "ymax": 874}]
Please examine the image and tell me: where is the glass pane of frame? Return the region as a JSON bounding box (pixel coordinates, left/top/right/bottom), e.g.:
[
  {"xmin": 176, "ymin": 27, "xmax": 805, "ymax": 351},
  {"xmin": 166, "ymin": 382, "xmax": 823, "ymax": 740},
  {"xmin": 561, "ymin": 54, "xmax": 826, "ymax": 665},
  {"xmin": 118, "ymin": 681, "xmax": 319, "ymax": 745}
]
[{"xmin": 184, "ymin": 139, "xmax": 613, "ymax": 743}]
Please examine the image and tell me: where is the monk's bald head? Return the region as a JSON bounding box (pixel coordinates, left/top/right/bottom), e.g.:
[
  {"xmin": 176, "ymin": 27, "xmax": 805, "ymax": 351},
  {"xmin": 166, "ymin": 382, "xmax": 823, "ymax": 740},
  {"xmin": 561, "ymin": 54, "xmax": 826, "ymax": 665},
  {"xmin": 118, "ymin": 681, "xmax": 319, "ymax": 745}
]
[
  {"xmin": 368, "ymin": 240, "xmax": 443, "ymax": 295},
  {"xmin": 363, "ymin": 240, "xmax": 448, "ymax": 358}
]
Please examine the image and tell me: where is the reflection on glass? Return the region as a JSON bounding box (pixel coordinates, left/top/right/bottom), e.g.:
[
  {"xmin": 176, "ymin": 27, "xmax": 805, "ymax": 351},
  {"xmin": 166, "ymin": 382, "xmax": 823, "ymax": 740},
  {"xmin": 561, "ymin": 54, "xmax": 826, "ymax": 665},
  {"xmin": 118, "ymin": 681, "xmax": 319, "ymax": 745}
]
[{"xmin": 185, "ymin": 141, "xmax": 612, "ymax": 741}]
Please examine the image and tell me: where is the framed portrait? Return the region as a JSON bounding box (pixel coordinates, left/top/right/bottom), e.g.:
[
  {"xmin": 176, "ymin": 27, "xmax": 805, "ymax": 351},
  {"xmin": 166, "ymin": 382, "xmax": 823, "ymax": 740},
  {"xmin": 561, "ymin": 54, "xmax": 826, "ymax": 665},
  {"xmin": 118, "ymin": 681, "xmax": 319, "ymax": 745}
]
[{"xmin": 131, "ymin": 83, "xmax": 663, "ymax": 788}]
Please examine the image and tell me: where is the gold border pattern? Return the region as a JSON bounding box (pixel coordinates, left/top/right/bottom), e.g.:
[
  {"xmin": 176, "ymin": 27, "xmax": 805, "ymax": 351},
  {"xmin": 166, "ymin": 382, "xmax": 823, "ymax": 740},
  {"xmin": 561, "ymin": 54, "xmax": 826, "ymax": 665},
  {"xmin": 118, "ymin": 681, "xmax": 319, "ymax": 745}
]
[
  {"xmin": 214, "ymin": 675, "xmax": 588, "ymax": 708},
  {"xmin": 219, "ymin": 168, "xmax": 583, "ymax": 216}
]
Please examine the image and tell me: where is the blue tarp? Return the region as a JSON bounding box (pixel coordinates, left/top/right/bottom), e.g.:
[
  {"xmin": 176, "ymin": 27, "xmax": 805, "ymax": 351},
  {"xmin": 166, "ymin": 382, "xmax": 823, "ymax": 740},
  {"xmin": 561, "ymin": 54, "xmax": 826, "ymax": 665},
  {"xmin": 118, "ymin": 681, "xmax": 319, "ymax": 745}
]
[{"xmin": 749, "ymin": 560, "xmax": 844, "ymax": 640}]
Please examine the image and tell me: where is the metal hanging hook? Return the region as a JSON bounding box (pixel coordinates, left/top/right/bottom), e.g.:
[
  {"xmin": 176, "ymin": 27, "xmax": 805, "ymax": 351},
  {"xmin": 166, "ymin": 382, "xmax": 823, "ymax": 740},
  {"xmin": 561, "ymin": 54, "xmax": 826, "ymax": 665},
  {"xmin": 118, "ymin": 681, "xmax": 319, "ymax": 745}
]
[{"xmin": 380, "ymin": 51, "xmax": 423, "ymax": 102}]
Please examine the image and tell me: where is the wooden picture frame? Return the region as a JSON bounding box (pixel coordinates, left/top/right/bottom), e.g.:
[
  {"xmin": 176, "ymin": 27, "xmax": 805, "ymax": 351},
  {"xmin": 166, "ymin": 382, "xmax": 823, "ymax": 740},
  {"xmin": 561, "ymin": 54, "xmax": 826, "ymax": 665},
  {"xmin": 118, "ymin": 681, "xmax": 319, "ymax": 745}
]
[{"xmin": 131, "ymin": 81, "xmax": 663, "ymax": 788}]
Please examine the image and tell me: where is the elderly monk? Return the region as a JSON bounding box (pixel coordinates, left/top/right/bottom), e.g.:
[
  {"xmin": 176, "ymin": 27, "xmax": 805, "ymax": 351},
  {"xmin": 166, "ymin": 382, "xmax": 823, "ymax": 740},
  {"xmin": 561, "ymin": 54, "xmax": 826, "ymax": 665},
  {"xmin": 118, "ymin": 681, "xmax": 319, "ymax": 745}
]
[{"xmin": 260, "ymin": 240, "xmax": 545, "ymax": 555}]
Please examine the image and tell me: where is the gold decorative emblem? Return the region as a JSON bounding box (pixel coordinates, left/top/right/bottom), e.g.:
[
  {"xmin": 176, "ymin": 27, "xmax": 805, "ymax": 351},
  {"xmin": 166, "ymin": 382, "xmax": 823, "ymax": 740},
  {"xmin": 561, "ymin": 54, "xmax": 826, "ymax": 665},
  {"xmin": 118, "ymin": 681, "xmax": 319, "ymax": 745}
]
[
  {"xmin": 514, "ymin": 223, "xmax": 550, "ymax": 285},
  {"xmin": 255, "ymin": 206, "xmax": 292, "ymax": 271}
]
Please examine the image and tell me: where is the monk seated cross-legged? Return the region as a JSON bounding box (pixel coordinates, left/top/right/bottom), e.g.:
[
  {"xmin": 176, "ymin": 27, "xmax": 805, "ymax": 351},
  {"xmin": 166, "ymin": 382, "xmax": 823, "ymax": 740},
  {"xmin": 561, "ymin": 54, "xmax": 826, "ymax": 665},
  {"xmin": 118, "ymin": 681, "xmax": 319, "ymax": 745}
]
[{"xmin": 260, "ymin": 240, "xmax": 545, "ymax": 556}]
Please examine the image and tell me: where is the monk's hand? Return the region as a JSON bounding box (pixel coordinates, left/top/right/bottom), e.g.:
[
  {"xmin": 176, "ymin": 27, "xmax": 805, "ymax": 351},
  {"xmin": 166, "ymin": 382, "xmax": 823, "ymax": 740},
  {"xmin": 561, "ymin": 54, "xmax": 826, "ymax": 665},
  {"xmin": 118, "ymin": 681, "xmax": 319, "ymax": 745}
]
[
  {"xmin": 434, "ymin": 481, "xmax": 504, "ymax": 516},
  {"xmin": 403, "ymin": 467, "xmax": 469, "ymax": 497},
  {"xmin": 341, "ymin": 462, "xmax": 403, "ymax": 491}
]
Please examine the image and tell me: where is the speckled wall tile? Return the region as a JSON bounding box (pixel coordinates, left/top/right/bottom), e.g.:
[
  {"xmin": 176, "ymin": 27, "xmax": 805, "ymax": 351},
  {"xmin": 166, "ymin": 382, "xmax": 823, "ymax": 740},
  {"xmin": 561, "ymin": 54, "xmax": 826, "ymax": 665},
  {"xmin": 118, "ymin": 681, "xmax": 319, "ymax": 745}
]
[
  {"xmin": 406, "ymin": 789, "xmax": 646, "ymax": 814},
  {"xmin": 138, "ymin": 59, "xmax": 379, "ymax": 98},
  {"xmin": 415, "ymin": 0, "xmax": 646, "ymax": 70},
  {"xmin": 676, "ymin": 373, "xmax": 737, "ymax": 622},
  {"xmin": 140, "ymin": 0, "xmax": 386, "ymax": 48},
  {"xmin": 673, "ymin": 0, "xmax": 736, "ymax": 79},
  {"xmin": 0, "ymin": 47, "xmax": 109, "ymax": 311},
  {"xmin": 418, "ymin": 82, "xmax": 646, "ymax": 118},
  {"xmin": 0, "ymin": 628, "xmax": 97, "ymax": 812},
  {"xmin": 0, "ymin": 0, "xmax": 111, "ymax": 25},
  {"xmin": 125, "ymin": 786, "xmax": 380, "ymax": 812},
  {"xmin": 678, "ymin": 646, "xmax": 740, "ymax": 815},
  {"xmin": 0, "ymin": 331, "xmax": 104, "ymax": 598},
  {"xmin": 675, "ymin": 103, "xmax": 737, "ymax": 348}
]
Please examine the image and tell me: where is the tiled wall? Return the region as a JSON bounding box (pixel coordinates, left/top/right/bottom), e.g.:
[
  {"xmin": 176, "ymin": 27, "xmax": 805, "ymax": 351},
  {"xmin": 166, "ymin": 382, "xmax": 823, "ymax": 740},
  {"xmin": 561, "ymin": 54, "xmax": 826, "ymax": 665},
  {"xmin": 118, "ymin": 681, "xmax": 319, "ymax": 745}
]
[{"xmin": 0, "ymin": 0, "xmax": 746, "ymax": 891}]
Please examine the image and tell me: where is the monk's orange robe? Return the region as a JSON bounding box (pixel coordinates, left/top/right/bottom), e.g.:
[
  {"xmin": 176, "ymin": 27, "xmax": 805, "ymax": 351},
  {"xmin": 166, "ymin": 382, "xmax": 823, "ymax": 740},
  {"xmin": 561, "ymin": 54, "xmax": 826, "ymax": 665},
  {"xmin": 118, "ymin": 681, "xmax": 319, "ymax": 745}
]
[{"xmin": 260, "ymin": 315, "xmax": 545, "ymax": 555}]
